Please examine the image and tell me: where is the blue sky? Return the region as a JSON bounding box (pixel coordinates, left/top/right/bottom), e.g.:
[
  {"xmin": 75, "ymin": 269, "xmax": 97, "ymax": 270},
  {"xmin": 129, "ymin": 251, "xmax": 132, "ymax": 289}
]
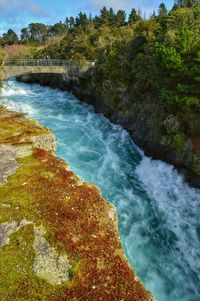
[{"xmin": 0, "ymin": 0, "xmax": 174, "ymax": 35}]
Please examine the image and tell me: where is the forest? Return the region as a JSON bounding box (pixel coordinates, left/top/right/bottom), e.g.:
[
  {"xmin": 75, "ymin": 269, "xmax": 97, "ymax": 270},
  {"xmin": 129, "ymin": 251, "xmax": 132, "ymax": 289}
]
[{"xmin": 0, "ymin": 0, "xmax": 200, "ymax": 113}]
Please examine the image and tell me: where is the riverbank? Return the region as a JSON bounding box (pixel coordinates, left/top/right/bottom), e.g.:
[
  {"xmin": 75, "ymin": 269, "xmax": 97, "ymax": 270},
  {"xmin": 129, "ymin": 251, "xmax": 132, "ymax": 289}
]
[
  {"xmin": 17, "ymin": 71, "xmax": 200, "ymax": 189},
  {"xmin": 0, "ymin": 105, "xmax": 154, "ymax": 300}
]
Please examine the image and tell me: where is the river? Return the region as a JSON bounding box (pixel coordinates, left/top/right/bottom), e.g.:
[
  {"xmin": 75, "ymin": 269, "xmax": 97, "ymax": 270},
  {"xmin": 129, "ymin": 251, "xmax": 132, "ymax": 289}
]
[{"xmin": 1, "ymin": 78, "xmax": 200, "ymax": 301}]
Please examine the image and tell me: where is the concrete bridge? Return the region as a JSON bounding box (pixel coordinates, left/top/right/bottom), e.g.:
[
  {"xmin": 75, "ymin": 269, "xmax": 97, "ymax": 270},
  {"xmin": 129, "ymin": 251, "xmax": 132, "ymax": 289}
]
[{"xmin": 1, "ymin": 59, "xmax": 93, "ymax": 80}]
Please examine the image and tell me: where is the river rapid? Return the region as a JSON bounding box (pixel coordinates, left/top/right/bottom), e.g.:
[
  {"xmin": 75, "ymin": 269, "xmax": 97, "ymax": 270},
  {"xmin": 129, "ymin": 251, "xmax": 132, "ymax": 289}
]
[{"xmin": 1, "ymin": 79, "xmax": 200, "ymax": 301}]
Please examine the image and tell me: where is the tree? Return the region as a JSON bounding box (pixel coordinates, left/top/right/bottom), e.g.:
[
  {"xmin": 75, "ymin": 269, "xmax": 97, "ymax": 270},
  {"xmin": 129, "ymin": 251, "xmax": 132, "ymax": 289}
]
[
  {"xmin": 108, "ymin": 8, "xmax": 116, "ymax": 27},
  {"xmin": 128, "ymin": 9, "xmax": 141, "ymax": 24},
  {"xmin": 75, "ymin": 12, "xmax": 89, "ymax": 30},
  {"xmin": 172, "ymin": 3, "xmax": 179, "ymax": 10},
  {"xmin": 69, "ymin": 17, "xmax": 75, "ymax": 29},
  {"xmin": 99, "ymin": 7, "xmax": 117, "ymax": 27},
  {"xmin": 28, "ymin": 23, "xmax": 47, "ymax": 42},
  {"xmin": 89, "ymin": 13, "xmax": 92, "ymax": 21},
  {"xmin": 100, "ymin": 6, "xmax": 110, "ymax": 25},
  {"xmin": 158, "ymin": 3, "xmax": 168, "ymax": 32},
  {"xmin": 153, "ymin": 21, "xmax": 200, "ymax": 110},
  {"xmin": 116, "ymin": 10, "xmax": 126, "ymax": 27},
  {"xmin": 134, "ymin": 18, "xmax": 160, "ymax": 40},
  {"xmin": 21, "ymin": 28, "xmax": 30, "ymax": 43},
  {"xmin": 49, "ymin": 22, "xmax": 66, "ymax": 36},
  {"xmin": 150, "ymin": 10, "xmax": 156, "ymax": 18},
  {"xmin": 65, "ymin": 17, "xmax": 69, "ymax": 29},
  {"xmin": 175, "ymin": 0, "xmax": 200, "ymax": 7},
  {"xmin": 158, "ymin": 3, "xmax": 168, "ymax": 17},
  {"xmin": 2, "ymin": 29, "xmax": 19, "ymax": 45},
  {"xmin": 131, "ymin": 35, "xmax": 148, "ymax": 57}
]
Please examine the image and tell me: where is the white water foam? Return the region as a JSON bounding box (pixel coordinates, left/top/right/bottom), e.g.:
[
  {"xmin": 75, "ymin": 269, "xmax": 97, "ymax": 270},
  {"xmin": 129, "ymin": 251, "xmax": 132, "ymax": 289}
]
[
  {"xmin": 2, "ymin": 78, "xmax": 200, "ymax": 301},
  {"xmin": 1, "ymin": 82, "xmax": 38, "ymax": 115},
  {"xmin": 1, "ymin": 85, "xmax": 28, "ymax": 97},
  {"xmin": 135, "ymin": 155, "xmax": 200, "ymax": 299},
  {"xmin": 0, "ymin": 98, "xmax": 37, "ymax": 115}
]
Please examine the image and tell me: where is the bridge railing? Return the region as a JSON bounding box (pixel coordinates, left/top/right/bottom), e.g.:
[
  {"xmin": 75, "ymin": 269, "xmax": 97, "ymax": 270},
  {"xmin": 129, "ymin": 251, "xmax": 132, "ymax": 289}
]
[{"xmin": 5, "ymin": 59, "xmax": 93, "ymax": 68}]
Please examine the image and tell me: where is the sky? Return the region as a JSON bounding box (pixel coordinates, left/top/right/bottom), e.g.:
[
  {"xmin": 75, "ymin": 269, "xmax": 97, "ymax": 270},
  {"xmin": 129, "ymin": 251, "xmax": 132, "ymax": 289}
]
[{"xmin": 0, "ymin": 0, "xmax": 174, "ymax": 35}]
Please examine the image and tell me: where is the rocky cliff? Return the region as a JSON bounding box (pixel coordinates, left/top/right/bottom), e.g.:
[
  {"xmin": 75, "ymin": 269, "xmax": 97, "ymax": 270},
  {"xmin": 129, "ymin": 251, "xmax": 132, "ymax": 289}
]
[
  {"xmin": 0, "ymin": 106, "xmax": 154, "ymax": 301},
  {"xmin": 17, "ymin": 71, "xmax": 200, "ymax": 189}
]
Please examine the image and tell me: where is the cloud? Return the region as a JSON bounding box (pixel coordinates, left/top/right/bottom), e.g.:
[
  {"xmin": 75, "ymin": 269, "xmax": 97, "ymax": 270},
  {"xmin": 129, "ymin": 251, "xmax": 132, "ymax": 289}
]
[
  {"xmin": 84, "ymin": 0, "xmax": 160, "ymax": 15},
  {"xmin": 0, "ymin": 0, "xmax": 46, "ymax": 17},
  {"xmin": 0, "ymin": 0, "xmax": 49, "ymax": 35}
]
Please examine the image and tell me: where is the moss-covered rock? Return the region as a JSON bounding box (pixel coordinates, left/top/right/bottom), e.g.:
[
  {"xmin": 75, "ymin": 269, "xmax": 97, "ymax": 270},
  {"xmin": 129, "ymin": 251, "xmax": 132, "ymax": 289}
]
[{"xmin": 0, "ymin": 107, "xmax": 154, "ymax": 301}]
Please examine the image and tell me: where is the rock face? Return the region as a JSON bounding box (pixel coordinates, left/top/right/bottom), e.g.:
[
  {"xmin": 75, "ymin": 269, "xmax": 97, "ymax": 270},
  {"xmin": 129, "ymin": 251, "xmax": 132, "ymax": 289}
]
[
  {"xmin": 33, "ymin": 225, "xmax": 71, "ymax": 286},
  {"xmin": 0, "ymin": 145, "xmax": 20, "ymax": 185},
  {"xmin": 0, "ymin": 106, "xmax": 154, "ymax": 300},
  {"xmin": 17, "ymin": 71, "xmax": 200, "ymax": 189}
]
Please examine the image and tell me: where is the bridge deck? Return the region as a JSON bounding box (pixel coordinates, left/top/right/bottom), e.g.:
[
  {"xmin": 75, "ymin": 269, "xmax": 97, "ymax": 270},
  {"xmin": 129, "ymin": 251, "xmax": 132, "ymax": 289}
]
[
  {"xmin": 1, "ymin": 59, "xmax": 93, "ymax": 80},
  {"xmin": 5, "ymin": 59, "xmax": 93, "ymax": 67}
]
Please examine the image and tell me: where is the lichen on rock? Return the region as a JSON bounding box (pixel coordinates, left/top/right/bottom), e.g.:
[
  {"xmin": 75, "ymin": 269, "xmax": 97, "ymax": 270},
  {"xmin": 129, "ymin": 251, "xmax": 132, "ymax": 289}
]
[
  {"xmin": 0, "ymin": 219, "xmax": 31, "ymax": 248},
  {"xmin": 33, "ymin": 225, "xmax": 71, "ymax": 285},
  {"xmin": 0, "ymin": 145, "xmax": 20, "ymax": 185}
]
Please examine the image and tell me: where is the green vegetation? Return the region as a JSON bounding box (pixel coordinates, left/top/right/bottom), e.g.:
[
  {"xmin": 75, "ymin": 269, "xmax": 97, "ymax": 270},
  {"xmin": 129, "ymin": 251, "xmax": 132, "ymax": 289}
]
[
  {"xmin": 1, "ymin": 29, "xmax": 19, "ymax": 46},
  {"xmin": 153, "ymin": 14, "xmax": 200, "ymax": 110},
  {"xmin": 93, "ymin": 3, "xmax": 200, "ymax": 112},
  {"xmin": 171, "ymin": 132, "xmax": 186, "ymax": 153},
  {"xmin": 0, "ymin": 1, "xmax": 199, "ymax": 112},
  {"xmin": 0, "ymin": 0, "xmax": 200, "ymax": 174},
  {"xmin": 2, "ymin": 0, "xmax": 194, "ymax": 113}
]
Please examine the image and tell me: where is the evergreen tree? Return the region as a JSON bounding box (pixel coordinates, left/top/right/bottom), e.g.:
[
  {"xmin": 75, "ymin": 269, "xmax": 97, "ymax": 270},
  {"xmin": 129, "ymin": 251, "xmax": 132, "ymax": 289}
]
[
  {"xmin": 75, "ymin": 12, "xmax": 89, "ymax": 30},
  {"xmin": 65, "ymin": 17, "xmax": 69, "ymax": 29},
  {"xmin": 128, "ymin": 9, "xmax": 141, "ymax": 24},
  {"xmin": 49, "ymin": 23, "xmax": 66, "ymax": 36},
  {"xmin": 89, "ymin": 13, "xmax": 92, "ymax": 21},
  {"xmin": 158, "ymin": 2, "xmax": 168, "ymax": 32},
  {"xmin": 2, "ymin": 29, "xmax": 19, "ymax": 45},
  {"xmin": 108, "ymin": 8, "xmax": 116, "ymax": 27},
  {"xmin": 93, "ymin": 15, "xmax": 101, "ymax": 28},
  {"xmin": 69, "ymin": 17, "xmax": 75, "ymax": 29},
  {"xmin": 28, "ymin": 23, "xmax": 47, "ymax": 42},
  {"xmin": 116, "ymin": 10, "xmax": 126, "ymax": 27},
  {"xmin": 150, "ymin": 10, "xmax": 156, "ymax": 18},
  {"xmin": 153, "ymin": 11, "xmax": 200, "ymax": 110},
  {"xmin": 172, "ymin": 3, "xmax": 179, "ymax": 10},
  {"xmin": 100, "ymin": 7, "xmax": 110, "ymax": 25},
  {"xmin": 158, "ymin": 3, "xmax": 168, "ymax": 17},
  {"xmin": 21, "ymin": 28, "xmax": 30, "ymax": 43},
  {"xmin": 175, "ymin": 0, "xmax": 200, "ymax": 7}
]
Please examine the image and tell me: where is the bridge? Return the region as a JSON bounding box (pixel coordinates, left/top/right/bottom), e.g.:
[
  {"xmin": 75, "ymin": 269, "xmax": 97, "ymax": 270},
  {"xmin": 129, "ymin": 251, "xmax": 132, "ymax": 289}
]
[{"xmin": 1, "ymin": 59, "xmax": 93, "ymax": 80}]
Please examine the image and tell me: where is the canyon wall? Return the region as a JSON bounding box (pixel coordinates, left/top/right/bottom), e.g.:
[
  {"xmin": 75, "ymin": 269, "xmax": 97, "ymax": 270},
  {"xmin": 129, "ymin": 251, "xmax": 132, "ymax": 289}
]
[{"xmin": 17, "ymin": 71, "xmax": 200, "ymax": 189}]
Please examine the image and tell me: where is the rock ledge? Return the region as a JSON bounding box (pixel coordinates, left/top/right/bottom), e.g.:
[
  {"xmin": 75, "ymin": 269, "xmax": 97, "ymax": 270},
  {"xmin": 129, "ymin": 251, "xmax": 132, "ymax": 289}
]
[{"xmin": 0, "ymin": 106, "xmax": 154, "ymax": 301}]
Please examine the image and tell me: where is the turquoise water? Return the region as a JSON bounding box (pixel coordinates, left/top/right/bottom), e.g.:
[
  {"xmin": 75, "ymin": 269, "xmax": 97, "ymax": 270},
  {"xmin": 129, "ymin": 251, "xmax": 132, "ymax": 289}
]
[{"xmin": 1, "ymin": 79, "xmax": 200, "ymax": 301}]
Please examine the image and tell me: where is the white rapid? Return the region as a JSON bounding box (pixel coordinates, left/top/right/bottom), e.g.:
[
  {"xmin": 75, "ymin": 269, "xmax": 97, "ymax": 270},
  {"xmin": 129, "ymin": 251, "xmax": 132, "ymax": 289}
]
[{"xmin": 1, "ymin": 79, "xmax": 200, "ymax": 301}]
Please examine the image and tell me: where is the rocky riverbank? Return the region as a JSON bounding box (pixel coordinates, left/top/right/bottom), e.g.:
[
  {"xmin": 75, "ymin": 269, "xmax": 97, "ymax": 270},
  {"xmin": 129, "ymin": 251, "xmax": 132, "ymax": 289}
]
[
  {"xmin": 0, "ymin": 106, "xmax": 154, "ymax": 300},
  {"xmin": 17, "ymin": 71, "xmax": 200, "ymax": 189}
]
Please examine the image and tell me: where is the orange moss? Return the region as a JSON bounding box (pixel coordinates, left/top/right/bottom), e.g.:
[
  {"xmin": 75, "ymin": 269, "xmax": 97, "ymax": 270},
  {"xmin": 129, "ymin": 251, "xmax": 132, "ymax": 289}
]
[
  {"xmin": 0, "ymin": 107, "xmax": 50, "ymax": 145},
  {"xmin": 0, "ymin": 107, "xmax": 154, "ymax": 301}
]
